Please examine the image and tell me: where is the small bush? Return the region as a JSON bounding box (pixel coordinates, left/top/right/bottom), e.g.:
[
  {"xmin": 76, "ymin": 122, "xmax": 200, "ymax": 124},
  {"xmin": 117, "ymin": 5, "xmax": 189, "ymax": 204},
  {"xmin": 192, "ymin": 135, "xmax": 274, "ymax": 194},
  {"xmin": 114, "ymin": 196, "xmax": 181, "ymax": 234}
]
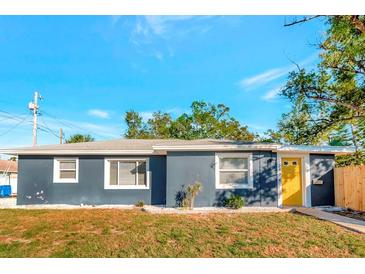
[
  {"xmin": 135, "ymin": 200, "xmax": 145, "ymax": 207},
  {"xmin": 180, "ymin": 182, "xmax": 203, "ymax": 209},
  {"xmin": 224, "ymin": 195, "xmax": 244, "ymax": 209}
]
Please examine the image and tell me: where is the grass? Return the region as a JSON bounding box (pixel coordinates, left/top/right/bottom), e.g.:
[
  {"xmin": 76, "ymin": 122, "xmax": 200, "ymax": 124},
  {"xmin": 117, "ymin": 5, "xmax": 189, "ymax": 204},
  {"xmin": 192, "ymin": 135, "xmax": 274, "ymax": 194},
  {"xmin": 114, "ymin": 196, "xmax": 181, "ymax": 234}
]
[{"xmin": 0, "ymin": 209, "xmax": 364, "ymax": 257}]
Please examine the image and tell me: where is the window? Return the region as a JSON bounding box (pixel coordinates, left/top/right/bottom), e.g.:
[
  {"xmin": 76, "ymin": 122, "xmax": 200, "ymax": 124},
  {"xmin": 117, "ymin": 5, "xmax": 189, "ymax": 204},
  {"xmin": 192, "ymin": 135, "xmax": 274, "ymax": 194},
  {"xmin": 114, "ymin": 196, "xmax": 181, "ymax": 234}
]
[
  {"xmin": 215, "ymin": 153, "xmax": 253, "ymax": 189},
  {"xmin": 104, "ymin": 159, "xmax": 149, "ymax": 189},
  {"xmin": 53, "ymin": 158, "xmax": 78, "ymax": 183}
]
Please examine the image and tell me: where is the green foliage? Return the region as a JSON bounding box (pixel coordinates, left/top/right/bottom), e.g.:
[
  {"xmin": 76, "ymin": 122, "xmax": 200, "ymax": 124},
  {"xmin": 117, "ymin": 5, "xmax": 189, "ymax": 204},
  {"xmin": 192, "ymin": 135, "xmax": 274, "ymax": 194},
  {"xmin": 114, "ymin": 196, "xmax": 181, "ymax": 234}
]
[
  {"xmin": 259, "ymin": 129, "xmax": 284, "ymax": 143},
  {"xmin": 65, "ymin": 134, "xmax": 95, "ymax": 143},
  {"xmin": 328, "ymin": 126, "xmax": 352, "ymax": 146},
  {"xmin": 181, "ymin": 182, "xmax": 203, "ymax": 209},
  {"xmin": 135, "ymin": 200, "xmax": 145, "ymax": 207},
  {"xmin": 224, "ymin": 194, "xmax": 245, "ymax": 209},
  {"xmin": 124, "ymin": 111, "xmax": 150, "ymax": 139},
  {"xmin": 278, "ymin": 16, "xmax": 365, "ymax": 165},
  {"xmin": 124, "ymin": 101, "xmax": 257, "ymax": 141}
]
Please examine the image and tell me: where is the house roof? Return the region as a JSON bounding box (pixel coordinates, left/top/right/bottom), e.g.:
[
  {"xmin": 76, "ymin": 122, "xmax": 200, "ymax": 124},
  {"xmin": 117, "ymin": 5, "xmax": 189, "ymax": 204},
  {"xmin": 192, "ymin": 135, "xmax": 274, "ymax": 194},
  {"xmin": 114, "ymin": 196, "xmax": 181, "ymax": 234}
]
[
  {"xmin": 0, "ymin": 160, "xmax": 17, "ymax": 173},
  {"xmin": 0, "ymin": 138, "xmax": 356, "ymax": 155}
]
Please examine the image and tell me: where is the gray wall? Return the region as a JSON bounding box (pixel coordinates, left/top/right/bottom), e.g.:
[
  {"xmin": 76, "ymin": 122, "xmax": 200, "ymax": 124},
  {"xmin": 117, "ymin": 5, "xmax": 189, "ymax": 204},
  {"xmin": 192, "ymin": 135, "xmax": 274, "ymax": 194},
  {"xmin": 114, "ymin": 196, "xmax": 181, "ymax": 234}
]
[
  {"xmin": 17, "ymin": 155, "xmax": 166, "ymax": 205},
  {"xmin": 310, "ymin": 154, "xmax": 335, "ymax": 206},
  {"xmin": 166, "ymin": 151, "xmax": 278, "ymax": 207}
]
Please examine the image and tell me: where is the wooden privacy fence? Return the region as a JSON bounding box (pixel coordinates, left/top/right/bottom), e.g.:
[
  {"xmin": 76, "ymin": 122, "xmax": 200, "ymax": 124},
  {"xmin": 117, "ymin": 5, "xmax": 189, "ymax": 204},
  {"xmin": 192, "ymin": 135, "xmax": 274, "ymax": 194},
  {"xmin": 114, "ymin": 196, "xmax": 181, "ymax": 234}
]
[{"xmin": 334, "ymin": 165, "xmax": 365, "ymax": 211}]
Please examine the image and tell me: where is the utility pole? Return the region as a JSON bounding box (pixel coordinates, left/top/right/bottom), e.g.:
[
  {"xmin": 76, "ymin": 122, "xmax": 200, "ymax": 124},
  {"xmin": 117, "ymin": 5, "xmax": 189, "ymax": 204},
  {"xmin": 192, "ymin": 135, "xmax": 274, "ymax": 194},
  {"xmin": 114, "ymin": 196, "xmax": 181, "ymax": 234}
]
[
  {"xmin": 59, "ymin": 128, "xmax": 63, "ymax": 144},
  {"xmin": 28, "ymin": 91, "xmax": 41, "ymax": 146}
]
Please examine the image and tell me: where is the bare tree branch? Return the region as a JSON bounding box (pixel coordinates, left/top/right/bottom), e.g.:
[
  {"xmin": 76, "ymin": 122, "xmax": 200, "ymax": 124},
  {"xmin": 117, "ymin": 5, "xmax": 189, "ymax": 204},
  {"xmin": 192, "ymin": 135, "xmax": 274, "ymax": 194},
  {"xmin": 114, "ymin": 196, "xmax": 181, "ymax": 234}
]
[
  {"xmin": 328, "ymin": 64, "xmax": 365, "ymax": 76},
  {"xmin": 284, "ymin": 16, "xmax": 322, "ymax": 27},
  {"xmin": 306, "ymin": 94, "xmax": 365, "ymax": 115}
]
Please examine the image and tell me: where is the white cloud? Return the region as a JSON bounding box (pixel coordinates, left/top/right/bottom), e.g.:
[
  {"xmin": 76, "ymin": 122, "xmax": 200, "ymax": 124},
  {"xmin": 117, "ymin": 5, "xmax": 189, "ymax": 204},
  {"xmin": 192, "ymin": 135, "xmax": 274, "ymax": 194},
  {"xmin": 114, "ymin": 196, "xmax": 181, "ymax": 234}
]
[
  {"xmin": 238, "ymin": 53, "xmax": 318, "ymax": 90},
  {"xmin": 262, "ymin": 86, "xmax": 282, "ymax": 101},
  {"xmin": 239, "ymin": 67, "xmax": 288, "ymax": 90},
  {"xmin": 87, "ymin": 109, "xmax": 110, "ymax": 119},
  {"xmin": 129, "ymin": 16, "xmax": 215, "ymax": 60},
  {"xmin": 147, "ymin": 16, "xmax": 195, "ymax": 34}
]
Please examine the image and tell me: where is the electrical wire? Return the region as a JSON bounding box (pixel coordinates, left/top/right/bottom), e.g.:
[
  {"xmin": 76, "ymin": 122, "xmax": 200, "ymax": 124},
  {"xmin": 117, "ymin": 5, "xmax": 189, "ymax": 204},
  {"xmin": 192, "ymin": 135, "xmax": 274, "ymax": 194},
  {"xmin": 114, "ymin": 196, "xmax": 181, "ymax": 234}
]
[
  {"xmin": 41, "ymin": 110, "xmax": 107, "ymax": 139},
  {"xmin": 38, "ymin": 115, "xmax": 64, "ymax": 140},
  {"xmin": 0, "ymin": 108, "xmax": 110, "ymax": 142},
  {"xmin": 0, "ymin": 114, "xmax": 31, "ymax": 137}
]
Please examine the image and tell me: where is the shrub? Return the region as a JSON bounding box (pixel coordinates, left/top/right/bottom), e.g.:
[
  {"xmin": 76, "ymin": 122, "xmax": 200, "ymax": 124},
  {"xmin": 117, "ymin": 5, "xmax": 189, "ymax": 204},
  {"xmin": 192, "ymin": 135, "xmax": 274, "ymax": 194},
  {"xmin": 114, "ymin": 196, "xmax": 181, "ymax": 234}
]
[
  {"xmin": 135, "ymin": 200, "xmax": 145, "ymax": 207},
  {"xmin": 224, "ymin": 195, "xmax": 244, "ymax": 209},
  {"xmin": 180, "ymin": 182, "xmax": 203, "ymax": 209}
]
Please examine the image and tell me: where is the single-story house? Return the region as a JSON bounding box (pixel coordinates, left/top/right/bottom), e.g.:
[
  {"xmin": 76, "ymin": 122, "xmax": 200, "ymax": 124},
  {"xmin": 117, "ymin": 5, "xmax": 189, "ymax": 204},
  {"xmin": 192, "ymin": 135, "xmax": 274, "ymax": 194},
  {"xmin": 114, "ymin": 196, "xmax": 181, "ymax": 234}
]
[
  {"xmin": 0, "ymin": 159, "xmax": 18, "ymax": 195},
  {"xmin": 0, "ymin": 139, "xmax": 354, "ymax": 207}
]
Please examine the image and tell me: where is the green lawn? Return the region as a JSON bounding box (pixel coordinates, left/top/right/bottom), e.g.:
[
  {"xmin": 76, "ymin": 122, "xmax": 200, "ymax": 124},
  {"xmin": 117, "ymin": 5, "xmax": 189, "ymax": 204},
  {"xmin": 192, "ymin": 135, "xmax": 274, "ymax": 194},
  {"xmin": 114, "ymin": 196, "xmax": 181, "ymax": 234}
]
[{"xmin": 0, "ymin": 209, "xmax": 364, "ymax": 257}]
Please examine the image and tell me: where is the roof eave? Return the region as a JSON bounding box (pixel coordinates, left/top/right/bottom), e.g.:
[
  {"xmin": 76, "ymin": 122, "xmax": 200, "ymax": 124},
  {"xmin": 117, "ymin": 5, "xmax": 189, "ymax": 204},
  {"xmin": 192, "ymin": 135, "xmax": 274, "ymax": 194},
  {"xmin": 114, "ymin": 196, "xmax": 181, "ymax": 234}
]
[
  {"xmin": 0, "ymin": 149, "xmax": 156, "ymax": 156},
  {"xmin": 276, "ymin": 145, "xmax": 356, "ymax": 155},
  {"xmin": 152, "ymin": 144, "xmax": 279, "ymax": 151}
]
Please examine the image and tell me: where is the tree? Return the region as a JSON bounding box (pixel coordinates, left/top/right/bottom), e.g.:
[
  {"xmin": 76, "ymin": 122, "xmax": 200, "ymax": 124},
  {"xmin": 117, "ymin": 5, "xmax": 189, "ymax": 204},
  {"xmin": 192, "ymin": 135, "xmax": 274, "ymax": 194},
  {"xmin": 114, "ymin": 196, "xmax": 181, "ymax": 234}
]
[
  {"xmin": 124, "ymin": 111, "xmax": 150, "ymax": 139},
  {"xmin": 65, "ymin": 134, "xmax": 95, "ymax": 143},
  {"xmin": 123, "ymin": 101, "xmax": 256, "ymax": 141},
  {"xmin": 278, "ymin": 16, "xmax": 365, "ymax": 164},
  {"xmin": 259, "ymin": 129, "xmax": 285, "ymax": 143}
]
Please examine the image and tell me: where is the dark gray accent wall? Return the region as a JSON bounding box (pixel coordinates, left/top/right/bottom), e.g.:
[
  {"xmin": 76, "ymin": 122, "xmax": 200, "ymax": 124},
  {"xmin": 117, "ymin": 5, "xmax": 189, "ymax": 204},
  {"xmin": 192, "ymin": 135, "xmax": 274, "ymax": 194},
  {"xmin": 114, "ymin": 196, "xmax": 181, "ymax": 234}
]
[
  {"xmin": 310, "ymin": 154, "xmax": 335, "ymax": 206},
  {"xmin": 166, "ymin": 151, "xmax": 216, "ymax": 207},
  {"xmin": 166, "ymin": 151, "xmax": 278, "ymax": 207},
  {"xmin": 17, "ymin": 155, "xmax": 166, "ymax": 205}
]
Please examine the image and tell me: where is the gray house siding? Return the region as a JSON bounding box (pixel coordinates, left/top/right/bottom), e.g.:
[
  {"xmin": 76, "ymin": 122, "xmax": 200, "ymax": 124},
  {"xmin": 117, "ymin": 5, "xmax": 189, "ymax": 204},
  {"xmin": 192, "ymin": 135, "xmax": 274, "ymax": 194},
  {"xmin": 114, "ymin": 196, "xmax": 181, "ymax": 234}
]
[
  {"xmin": 166, "ymin": 151, "xmax": 278, "ymax": 207},
  {"xmin": 310, "ymin": 154, "xmax": 335, "ymax": 206},
  {"xmin": 166, "ymin": 151, "xmax": 216, "ymax": 207},
  {"xmin": 17, "ymin": 155, "xmax": 166, "ymax": 205}
]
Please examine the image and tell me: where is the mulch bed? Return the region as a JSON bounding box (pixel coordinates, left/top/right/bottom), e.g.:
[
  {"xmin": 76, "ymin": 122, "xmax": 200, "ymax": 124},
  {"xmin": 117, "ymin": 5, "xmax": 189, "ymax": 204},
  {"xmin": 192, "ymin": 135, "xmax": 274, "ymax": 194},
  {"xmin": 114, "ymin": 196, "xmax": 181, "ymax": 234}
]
[{"xmin": 334, "ymin": 209, "xmax": 365, "ymax": 222}]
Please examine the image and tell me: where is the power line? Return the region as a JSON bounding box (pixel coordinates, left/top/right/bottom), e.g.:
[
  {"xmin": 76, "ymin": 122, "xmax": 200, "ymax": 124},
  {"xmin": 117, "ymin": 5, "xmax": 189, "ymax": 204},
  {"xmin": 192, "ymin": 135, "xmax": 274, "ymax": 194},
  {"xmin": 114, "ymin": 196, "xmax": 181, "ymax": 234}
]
[
  {"xmin": 41, "ymin": 110, "xmax": 107, "ymax": 139},
  {"xmin": 38, "ymin": 115, "xmax": 64, "ymax": 140},
  {"xmin": 0, "ymin": 110, "xmax": 29, "ymax": 122},
  {"xmin": 0, "ymin": 106, "xmax": 68, "ymax": 144},
  {"xmin": 0, "ymin": 114, "xmax": 30, "ymax": 137}
]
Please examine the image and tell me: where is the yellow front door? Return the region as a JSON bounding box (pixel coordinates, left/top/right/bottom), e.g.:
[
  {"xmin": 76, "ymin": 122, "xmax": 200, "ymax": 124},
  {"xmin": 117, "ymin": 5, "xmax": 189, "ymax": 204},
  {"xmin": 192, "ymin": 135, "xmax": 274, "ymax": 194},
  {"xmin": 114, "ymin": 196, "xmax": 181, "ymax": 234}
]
[{"xmin": 282, "ymin": 158, "xmax": 302, "ymax": 206}]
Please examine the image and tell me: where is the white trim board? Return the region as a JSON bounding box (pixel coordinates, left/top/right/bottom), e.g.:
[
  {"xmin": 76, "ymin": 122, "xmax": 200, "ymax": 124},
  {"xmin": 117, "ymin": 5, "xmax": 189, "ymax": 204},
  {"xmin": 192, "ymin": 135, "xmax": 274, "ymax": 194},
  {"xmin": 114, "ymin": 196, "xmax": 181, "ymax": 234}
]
[
  {"xmin": 0, "ymin": 143, "xmax": 355, "ymax": 156},
  {"xmin": 152, "ymin": 144, "xmax": 355, "ymax": 154},
  {"xmin": 53, "ymin": 157, "xmax": 79, "ymax": 183},
  {"xmin": 277, "ymin": 153, "xmax": 311, "ymax": 208},
  {"xmin": 0, "ymin": 149, "xmax": 155, "ymax": 155},
  {"xmin": 214, "ymin": 152, "xmax": 254, "ymax": 189}
]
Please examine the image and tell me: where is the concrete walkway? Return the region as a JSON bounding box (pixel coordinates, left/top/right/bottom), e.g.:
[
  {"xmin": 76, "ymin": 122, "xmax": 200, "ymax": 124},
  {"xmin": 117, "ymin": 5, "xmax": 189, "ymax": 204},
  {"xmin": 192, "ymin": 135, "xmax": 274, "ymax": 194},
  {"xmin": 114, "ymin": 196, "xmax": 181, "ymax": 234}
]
[
  {"xmin": 296, "ymin": 207, "xmax": 365, "ymax": 234},
  {"xmin": 0, "ymin": 198, "xmax": 293, "ymax": 213},
  {"xmin": 143, "ymin": 205, "xmax": 293, "ymax": 214}
]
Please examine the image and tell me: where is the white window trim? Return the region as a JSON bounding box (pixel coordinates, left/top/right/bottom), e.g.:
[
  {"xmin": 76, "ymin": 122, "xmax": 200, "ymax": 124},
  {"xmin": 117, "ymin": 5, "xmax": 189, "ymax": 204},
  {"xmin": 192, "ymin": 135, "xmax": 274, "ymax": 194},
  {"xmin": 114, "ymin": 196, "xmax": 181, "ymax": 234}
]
[
  {"xmin": 277, "ymin": 153, "xmax": 311, "ymax": 208},
  {"xmin": 53, "ymin": 157, "xmax": 79, "ymax": 183},
  {"xmin": 104, "ymin": 158, "xmax": 150, "ymax": 190},
  {"xmin": 215, "ymin": 152, "xmax": 253, "ymax": 189}
]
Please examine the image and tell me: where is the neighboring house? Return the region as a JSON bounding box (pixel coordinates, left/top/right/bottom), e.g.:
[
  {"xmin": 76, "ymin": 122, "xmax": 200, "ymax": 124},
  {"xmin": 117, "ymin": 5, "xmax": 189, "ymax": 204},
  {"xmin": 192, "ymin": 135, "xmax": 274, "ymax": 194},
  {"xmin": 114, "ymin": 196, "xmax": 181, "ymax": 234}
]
[
  {"xmin": 0, "ymin": 159, "xmax": 18, "ymax": 195},
  {"xmin": 0, "ymin": 139, "xmax": 354, "ymax": 207}
]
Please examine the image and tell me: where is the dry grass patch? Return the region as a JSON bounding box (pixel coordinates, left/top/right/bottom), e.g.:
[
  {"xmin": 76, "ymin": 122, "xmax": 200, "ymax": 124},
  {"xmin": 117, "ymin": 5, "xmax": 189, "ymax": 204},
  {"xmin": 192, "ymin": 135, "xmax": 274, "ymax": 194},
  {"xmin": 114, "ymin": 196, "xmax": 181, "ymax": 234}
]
[{"xmin": 0, "ymin": 209, "xmax": 364, "ymax": 258}]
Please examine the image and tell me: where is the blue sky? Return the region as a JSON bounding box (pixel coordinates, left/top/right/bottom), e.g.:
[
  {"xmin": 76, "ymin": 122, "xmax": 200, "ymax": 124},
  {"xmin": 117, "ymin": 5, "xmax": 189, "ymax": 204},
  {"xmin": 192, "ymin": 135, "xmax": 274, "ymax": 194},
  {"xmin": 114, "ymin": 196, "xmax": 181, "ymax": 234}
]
[{"xmin": 0, "ymin": 16, "xmax": 326, "ymax": 147}]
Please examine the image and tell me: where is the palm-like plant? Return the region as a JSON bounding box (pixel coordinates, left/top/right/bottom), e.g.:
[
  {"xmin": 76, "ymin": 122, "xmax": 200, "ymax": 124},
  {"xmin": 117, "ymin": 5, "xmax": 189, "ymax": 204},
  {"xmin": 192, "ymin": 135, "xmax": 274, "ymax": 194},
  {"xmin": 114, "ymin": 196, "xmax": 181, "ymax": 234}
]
[{"xmin": 182, "ymin": 182, "xmax": 203, "ymax": 209}]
